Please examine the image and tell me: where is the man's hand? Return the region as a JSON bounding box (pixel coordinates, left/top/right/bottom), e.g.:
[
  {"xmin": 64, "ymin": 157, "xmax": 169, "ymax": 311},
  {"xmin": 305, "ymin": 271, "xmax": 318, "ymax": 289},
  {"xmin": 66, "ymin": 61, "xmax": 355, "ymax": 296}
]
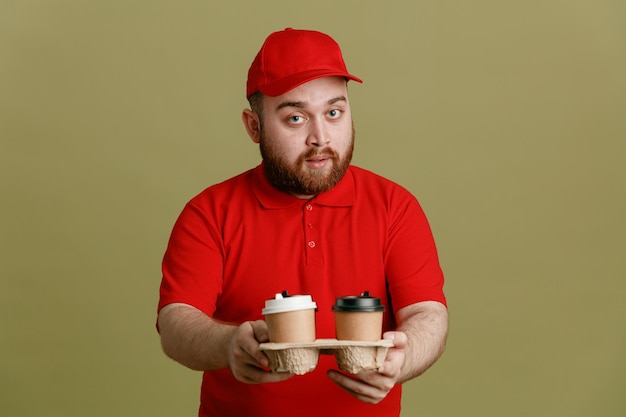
[
  {"xmin": 325, "ymin": 301, "xmax": 448, "ymax": 403},
  {"xmin": 326, "ymin": 331, "xmax": 407, "ymax": 404},
  {"xmin": 228, "ymin": 320, "xmax": 293, "ymax": 384},
  {"xmin": 158, "ymin": 304, "xmax": 292, "ymax": 384}
]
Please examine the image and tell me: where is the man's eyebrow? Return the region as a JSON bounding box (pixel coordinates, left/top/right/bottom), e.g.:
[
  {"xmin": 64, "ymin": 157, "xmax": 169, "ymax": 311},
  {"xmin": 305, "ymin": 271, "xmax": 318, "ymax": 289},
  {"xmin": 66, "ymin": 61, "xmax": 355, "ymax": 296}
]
[
  {"xmin": 328, "ymin": 96, "xmax": 347, "ymax": 105},
  {"xmin": 276, "ymin": 101, "xmax": 305, "ymax": 111},
  {"xmin": 276, "ymin": 96, "xmax": 347, "ymax": 111}
]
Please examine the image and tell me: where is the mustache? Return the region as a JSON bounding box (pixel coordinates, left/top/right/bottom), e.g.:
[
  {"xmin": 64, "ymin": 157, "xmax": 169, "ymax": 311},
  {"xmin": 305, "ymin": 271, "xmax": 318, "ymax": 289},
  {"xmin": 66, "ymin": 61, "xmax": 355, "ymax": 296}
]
[{"xmin": 299, "ymin": 148, "xmax": 338, "ymax": 162}]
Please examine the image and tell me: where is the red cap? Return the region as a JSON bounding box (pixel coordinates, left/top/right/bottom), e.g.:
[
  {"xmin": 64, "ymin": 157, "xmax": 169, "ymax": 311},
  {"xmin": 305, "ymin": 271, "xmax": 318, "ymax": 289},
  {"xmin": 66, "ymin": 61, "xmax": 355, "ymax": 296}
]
[{"xmin": 246, "ymin": 28, "xmax": 362, "ymax": 98}]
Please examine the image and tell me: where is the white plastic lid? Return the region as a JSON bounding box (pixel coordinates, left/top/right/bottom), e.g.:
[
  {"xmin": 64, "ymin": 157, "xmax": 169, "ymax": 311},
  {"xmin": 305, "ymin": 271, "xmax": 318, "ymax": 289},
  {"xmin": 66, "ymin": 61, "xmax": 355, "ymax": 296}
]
[{"xmin": 262, "ymin": 293, "xmax": 317, "ymax": 315}]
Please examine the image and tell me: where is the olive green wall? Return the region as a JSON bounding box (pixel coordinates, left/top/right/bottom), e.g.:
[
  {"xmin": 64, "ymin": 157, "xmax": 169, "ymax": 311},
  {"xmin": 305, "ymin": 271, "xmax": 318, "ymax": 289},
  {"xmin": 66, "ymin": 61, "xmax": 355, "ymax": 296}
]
[{"xmin": 1, "ymin": 1, "xmax": 624, "ymax": 416}]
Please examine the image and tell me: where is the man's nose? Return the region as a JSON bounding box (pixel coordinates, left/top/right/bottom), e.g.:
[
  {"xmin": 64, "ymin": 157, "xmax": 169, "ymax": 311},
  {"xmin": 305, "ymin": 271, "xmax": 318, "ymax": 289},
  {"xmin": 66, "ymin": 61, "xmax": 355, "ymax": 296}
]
[{"xmin": 305, "ymin": 119, "xmax": 330, "ymax": 147}]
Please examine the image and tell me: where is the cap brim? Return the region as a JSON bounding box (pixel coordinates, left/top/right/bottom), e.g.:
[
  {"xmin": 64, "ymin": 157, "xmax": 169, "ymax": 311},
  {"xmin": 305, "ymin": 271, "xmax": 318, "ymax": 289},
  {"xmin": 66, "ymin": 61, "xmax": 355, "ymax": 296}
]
[{"xmin": 258, "ymin": 69, "xmax": 363, "ymax": 97}]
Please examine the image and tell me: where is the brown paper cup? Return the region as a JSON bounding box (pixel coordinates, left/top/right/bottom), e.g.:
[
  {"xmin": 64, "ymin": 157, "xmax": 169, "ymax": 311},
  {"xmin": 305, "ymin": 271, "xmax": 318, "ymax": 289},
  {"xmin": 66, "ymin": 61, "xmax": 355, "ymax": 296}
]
[
  {"xmin": 265, "ymin": 309, "xmax": 316, "ymax": 343},
  {"xmin": 262, "ymin": 292, "xmax": 317, "ymax": 343},
  {"xmin": 334, "ymin": 311, "xmax": 383, "ymax": 341},
  {"xmin": 332, "ymin": 291, "xmax": 385, "ymax": 341}
]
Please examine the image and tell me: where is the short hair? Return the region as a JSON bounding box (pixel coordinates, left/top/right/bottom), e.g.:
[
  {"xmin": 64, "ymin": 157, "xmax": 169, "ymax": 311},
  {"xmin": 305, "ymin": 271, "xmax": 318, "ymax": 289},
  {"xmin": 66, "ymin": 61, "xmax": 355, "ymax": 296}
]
[{"xmin": 248, "ymin": 92, "xmax": 264, "ymax": 120}]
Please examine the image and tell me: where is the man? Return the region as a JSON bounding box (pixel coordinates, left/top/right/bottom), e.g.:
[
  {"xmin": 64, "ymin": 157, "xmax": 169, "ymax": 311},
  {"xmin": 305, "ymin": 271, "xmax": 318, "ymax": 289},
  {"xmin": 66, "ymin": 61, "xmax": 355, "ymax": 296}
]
[{"xmin": 157, "ymin": 28, "xmax": 448, "ymax": 417}]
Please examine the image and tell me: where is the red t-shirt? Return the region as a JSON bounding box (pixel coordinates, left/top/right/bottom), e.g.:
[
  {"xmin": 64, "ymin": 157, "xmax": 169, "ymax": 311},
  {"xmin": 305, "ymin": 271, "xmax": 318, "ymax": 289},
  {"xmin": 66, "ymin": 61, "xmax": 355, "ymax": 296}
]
[{"xmin": 159, "ymin": 164, "xmax": 446, "ymax": 417}]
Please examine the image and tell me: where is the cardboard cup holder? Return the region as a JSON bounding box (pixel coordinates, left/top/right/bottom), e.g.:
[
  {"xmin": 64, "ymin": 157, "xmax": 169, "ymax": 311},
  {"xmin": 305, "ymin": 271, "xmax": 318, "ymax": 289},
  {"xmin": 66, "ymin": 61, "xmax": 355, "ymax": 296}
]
[{"xmin": 259, "ymin": 339, "xmax": 393, "ymax": 375}]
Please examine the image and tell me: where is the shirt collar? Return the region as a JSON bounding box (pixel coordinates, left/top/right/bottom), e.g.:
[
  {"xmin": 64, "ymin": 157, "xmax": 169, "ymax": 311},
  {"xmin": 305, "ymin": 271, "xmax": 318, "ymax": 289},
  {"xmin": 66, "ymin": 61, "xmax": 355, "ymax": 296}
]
[{"xmin": 251, "ymin": 163, "xmax": 355, "ymax": 209}]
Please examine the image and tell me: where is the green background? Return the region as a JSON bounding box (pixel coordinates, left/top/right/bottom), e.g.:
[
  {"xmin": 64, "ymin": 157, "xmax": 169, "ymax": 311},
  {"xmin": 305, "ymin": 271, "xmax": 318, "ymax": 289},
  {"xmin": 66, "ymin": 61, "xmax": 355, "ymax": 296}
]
[{"xmin": 1, "ymin": 1, "xmax": 625, "ymax": 416}]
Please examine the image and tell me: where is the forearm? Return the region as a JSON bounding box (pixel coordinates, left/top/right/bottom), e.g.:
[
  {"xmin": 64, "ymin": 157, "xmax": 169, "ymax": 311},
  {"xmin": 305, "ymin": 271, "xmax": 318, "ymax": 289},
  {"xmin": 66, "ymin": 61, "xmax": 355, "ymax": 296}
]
[
  {"xmin": 395, "ymin": 301, "xmax": 448, "ymax": 383},
  {"xmin": 158, "ymin": 303, "xmax": 236, "ymax": 371}
]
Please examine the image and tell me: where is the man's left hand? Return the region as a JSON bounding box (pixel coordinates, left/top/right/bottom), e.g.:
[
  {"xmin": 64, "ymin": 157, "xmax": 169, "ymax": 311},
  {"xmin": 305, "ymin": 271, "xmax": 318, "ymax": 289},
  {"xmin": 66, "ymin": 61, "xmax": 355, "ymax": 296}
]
[{"xmin": 326, "ymin": 331, "xmax": 406, "ymax": 404}]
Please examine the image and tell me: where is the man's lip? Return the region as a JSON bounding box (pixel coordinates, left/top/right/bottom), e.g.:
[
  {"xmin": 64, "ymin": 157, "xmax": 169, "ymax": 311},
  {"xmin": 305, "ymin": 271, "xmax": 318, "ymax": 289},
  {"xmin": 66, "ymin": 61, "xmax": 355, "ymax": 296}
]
[{"xmin": 306, "ymin": 154, "xmax": 331, "ymax": 162}]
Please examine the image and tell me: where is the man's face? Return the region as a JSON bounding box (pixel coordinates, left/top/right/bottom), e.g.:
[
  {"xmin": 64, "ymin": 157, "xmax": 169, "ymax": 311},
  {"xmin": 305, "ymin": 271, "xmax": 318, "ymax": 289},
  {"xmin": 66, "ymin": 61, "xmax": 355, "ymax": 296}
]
[{"xmin": 255, "ymin": 77, "xmax": 355, "ymax": 198}]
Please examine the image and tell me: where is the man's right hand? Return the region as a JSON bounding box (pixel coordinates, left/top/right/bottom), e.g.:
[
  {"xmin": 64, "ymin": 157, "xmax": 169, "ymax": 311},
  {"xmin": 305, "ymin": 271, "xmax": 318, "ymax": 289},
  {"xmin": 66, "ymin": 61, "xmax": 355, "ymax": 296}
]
[
  {"xmin": 158, "ymin": 304, "xmax": 292, "ymax": 383},
  {"xmin": 228, "ymin": 320, "xmax": 293, "ymax": 384}
]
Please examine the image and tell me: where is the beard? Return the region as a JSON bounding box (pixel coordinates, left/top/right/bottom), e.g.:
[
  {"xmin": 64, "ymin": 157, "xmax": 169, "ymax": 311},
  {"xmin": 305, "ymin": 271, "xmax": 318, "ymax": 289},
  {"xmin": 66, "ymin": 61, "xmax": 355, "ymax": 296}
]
[{"xmin": 259, "ymin": 125, "xmax": 355, "ymax": 196}]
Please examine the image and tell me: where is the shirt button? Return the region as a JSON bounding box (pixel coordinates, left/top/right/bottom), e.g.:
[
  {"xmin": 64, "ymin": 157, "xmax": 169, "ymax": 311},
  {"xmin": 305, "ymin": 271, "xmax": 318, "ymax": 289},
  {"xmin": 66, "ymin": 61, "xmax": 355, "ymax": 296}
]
[
  {"xmin": 308, "ymin": 241, "xmax": 316, "ymax": 248},
  {"xmin": 308, "ymin": 222, "xmax": 313, "ymax": 228},
  {"xmin": 306, "ymin": 204, "xmax": 313, "ymax": 211}
]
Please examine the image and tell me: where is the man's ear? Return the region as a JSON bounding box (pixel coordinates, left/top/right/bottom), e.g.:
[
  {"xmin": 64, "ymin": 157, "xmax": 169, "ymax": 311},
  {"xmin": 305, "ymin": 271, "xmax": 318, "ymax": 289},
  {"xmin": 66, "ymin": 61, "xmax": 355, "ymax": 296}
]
[{"xmin": 242, "ymin": 109, "xmax": 261, "ymax": 144}]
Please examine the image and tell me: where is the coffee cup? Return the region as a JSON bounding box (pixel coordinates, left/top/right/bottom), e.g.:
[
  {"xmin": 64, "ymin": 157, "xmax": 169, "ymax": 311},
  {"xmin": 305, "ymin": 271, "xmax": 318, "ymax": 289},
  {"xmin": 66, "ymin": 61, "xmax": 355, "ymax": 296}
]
[
  {"xmin": 332, "ymin": 291, "xmax": 385, "ymax": 341},
  {"xmin": 262, "ymin": 291, "xmax": 317, "ymax": 343}
]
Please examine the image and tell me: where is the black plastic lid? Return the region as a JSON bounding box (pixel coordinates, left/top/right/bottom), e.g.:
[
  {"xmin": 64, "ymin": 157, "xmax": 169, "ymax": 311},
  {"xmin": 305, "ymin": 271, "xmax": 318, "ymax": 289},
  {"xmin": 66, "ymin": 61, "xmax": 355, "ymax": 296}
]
[{"xmin": 332, "ymin": 291, "xmax": 385, "ymax": 312}]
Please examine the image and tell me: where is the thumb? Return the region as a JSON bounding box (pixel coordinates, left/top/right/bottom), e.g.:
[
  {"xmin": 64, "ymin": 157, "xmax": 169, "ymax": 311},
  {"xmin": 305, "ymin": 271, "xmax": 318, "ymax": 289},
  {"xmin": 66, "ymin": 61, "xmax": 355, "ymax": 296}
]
[
  {"xmin": 250, "ymin": 320, "xmax": 270, "ymax": 343},
  {"xmin": 383, "ymin": 331, "xmax": 408, "ymax": 349},
  {"xmin": 380, "ymin": 331, "xmax": 407, "ymax": 379}
]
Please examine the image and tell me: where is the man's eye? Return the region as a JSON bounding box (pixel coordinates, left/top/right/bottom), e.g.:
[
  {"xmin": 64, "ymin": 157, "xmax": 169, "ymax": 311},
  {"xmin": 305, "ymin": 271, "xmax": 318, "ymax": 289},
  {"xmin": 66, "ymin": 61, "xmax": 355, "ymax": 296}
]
[
  {"xmin": 328, "ymin": 109, "xmax": 341, "ymax": 119},
  {"xmin": 289, "ymin": 115, "xmax": 304, "ymax": 124}
]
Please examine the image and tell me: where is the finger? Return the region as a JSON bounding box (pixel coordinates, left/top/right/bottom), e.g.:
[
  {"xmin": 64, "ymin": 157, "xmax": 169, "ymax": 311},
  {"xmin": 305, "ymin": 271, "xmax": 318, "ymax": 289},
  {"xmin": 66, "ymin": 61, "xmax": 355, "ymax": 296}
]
[
  {"xmin": 248, "ymin": 320, "xmax": 272, "ymax": 367},
  {"xmin": 327, "ymin": 370, "xmax": 386, "ymax": 404},
  {"xmin": 383, "ymin": 331, "xmax": 408, "ymax": 349},
  {"xmin": 378, "ymin": 331, "xmax": 407, "ymax": 377},
  {"xmin": 234, "ymin": 340, "xmax": 264, "ymax": 367},
  {"xmin": 249, "ymin": 320, "xmax": 270, "ymax": 343},
  {"xmin": 231, "ymin": 341, "xmax": 293, "ymax": 384},
  {"xmin": 355, "ymin": 370, "xmax": 395, "ymax": 393},
  {"xmin": 235, "ymin": 322, "xmax": 270, "ymax": 368},
  {"xmin": 237, "ymin": 363, "xmax": 294, "ymax": 384},
  {"xmin": 230, "ymin": 321, "xmax": 297, "ymax": 384}
]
